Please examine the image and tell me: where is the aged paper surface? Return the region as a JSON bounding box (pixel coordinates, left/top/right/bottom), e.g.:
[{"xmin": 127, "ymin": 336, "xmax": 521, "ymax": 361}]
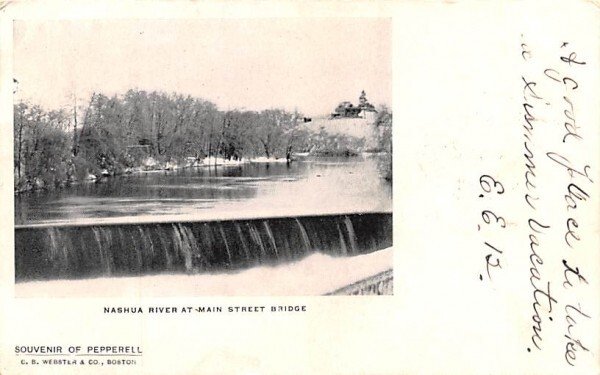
[{"xmin": 0, "ymin": 1, "xmax": 599, "ymax": 374}]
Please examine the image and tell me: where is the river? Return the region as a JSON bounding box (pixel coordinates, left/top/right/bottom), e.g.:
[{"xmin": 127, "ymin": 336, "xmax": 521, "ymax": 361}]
[{"xmin": 15, "ymin": 155, "xmax": 392, "ymax": 226}]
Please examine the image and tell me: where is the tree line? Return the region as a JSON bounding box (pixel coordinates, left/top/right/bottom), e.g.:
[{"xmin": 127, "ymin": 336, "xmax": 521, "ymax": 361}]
[{"xmin": 14, "ymin": 89, "xmax": 393, "ymax": 192}]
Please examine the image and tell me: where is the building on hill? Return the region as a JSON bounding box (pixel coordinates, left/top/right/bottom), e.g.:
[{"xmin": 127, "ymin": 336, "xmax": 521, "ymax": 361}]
[
  {"xmin": 332, "ymin": 101, "xmax": 361, "ymax": 118},
  {"xmin": 330, "ymin": 90, "xmax": 377, "ymax": 121}
]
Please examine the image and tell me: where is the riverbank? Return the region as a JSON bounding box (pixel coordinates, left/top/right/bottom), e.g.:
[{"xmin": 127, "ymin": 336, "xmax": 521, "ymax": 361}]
[
  {"xmin": 14, "ymin": 151, "xmax": 392, "ymax": 196},
  {"xmin": 14, "ymin": 155, "xmax": 299, "ymax": 195},
  {"xmin": 16, "ymin": 247, "xmax": 393, "ymax": 297}
]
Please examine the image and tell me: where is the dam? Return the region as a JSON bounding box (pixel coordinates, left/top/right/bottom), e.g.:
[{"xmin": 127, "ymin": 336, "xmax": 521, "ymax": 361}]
[
  {"xmin": 15, "ymin": 212, "xmax": 392, "ymax": 284},
  {"xmin": 15, "ymin": 156, "xmax": 393, "ymax": 295}
]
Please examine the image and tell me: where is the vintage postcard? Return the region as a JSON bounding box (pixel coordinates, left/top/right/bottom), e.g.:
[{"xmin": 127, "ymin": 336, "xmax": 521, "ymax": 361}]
[
  {"xmin": 0, "ymin": 1, "xmax": 598, "ymax": 374},
  {"xmin": 12, "ymin": 17, "xmax": 393, "ymax": 298}
]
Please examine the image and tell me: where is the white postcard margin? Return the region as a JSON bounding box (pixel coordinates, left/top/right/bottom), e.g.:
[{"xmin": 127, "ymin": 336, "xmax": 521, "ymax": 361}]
[{"xmin": 0, "ymin": 1, "xmax": 598, "ymax": 374}]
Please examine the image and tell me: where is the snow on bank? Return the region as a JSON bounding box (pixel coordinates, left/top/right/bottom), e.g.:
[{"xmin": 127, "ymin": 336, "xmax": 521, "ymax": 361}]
[
  {"xmin": 249, "ymin": 156, "xmax": 289, "ymax": 163},
  {"xmin": 201, "ymin": 156, "xmax": 290, "ymax": 165},
  {"xmin": 133, "ymin": 156, "xmax": 286, "ymax": 171},
  {"xmin": 135, "ymin": 156, "xmax": 290, "ymax": 170},
  {"xmin": 304, "ymin": 117, "xmax": 378, "ymax": 147},
  {"xmin": 16, "ymin": 248, "xmax": 393, "ymax": 297},
  {"xmin": 201, "ymin": 156, "xmax": 248, "ymax": 166}
]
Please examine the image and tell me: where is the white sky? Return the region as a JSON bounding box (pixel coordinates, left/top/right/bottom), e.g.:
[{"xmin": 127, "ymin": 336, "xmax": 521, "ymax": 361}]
[{"xmin": 13, "ymin": 19, "xmax": 391, "ymax": 116}]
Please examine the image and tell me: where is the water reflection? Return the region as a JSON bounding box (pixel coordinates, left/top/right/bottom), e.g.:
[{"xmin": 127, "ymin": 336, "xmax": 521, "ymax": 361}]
[{"xmin": 15, "ymin": 156, "xmax": 392, "ymax": 225}]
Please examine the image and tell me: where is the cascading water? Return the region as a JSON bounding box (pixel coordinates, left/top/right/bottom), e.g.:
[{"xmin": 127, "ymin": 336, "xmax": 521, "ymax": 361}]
[
  {"xmin": 234, "ymin": 222, "xmax": 251, "ymax": 262},
  {"xmin": 263, "ymin": 221, "xmax": 278, "ymax": 258},
  {"xmin": 295, "ymin": 218, "xmax": 311, "ymax": 253},
  {"xmin": 344, "ymin": 216, "xmax": 358, "ymax": 255},
  {"xmin": 337, "ymin": 223, "xmax": 348, "ymax": 256},
  {"xmin": 15, "ymin": 213, "xmax": 392, "ymax": 282},
  {"xmin": 218, "ymin": 224, "xmax": 232, "ymax": 266}
]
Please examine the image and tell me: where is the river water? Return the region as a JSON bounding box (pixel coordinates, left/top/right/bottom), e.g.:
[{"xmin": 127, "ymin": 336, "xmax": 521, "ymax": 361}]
[{"xmin": 15, "ymin": 155, "xmax": 392, "ymax": 226}]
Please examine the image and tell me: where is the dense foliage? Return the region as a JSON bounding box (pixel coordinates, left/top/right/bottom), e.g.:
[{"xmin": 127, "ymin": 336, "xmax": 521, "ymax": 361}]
[
  {"xmin": 14, "ymin": 90, "xmax": 310, "ymax": 191},
  {"xmin": 14, "ymin": 90, "xmax": 392, "ymax": 192}
]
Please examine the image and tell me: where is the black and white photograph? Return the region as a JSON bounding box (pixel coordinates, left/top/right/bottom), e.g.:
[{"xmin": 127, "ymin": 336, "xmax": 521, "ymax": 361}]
[
  {"xmin": 2, "ymin": 2, "xmax": 598, "ymax": 375},
  {"xmin": 13, "ymin": 18, "xmax": 393, "ymax": 297}
]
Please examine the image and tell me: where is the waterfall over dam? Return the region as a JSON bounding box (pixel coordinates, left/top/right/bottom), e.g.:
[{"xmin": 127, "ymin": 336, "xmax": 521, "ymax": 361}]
[{"xmin": 15, "ymin": 213, "xmax": 392, "ymax": 283}]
